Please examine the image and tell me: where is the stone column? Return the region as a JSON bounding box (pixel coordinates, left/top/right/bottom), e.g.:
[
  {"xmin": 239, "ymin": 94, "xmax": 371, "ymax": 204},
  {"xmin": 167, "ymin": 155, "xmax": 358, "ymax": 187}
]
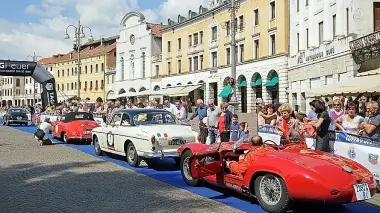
[
  {"xmin": 308, "ymin": 0, "xmax": 316, "ymax": 48},
  {"xmin": 261, "ymin": 77, "xmax": 270, "ymax": 105},
  {"xmin": 323, "ymin": 0, "xmax": 332, "ymax": 43},
  {"xmin": 299, "ymin": 1, "xmax": 306, "ymax": 52},
  {"xmin": 247, "ymin": 86, "xmax": 254, "ymax": 113},
  {"xmin": 335, "ymin": 0, "xmax": 345, "ymax": 38},
  {"xmin": 279, "ymin": 68, "xmax": 288, "ymax": 104}
]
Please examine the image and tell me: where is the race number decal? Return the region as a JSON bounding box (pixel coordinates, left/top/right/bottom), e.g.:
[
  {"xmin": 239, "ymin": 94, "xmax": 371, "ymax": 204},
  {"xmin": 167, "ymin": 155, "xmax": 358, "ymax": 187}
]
[{"xmin": 107, "ymin": 132, "xmax": 115, "ymax": 149}]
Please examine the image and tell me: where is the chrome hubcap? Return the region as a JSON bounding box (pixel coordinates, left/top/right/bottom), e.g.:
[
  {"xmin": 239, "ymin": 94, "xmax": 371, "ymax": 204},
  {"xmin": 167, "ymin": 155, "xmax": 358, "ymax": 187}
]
[
  {"xmin": 63, "ymin": 134, "xmax": 67, "ymax": 142},
  {"xmin": 259, "ymin": 176, "xmax": 282, "ymax": 206},
  {"xmin": 183, "ymin": 156, "xmax": 193, "ymax": 180},
  {"xmin": 128, "ymin": 146, "xmax": 135, "ymax": 162}
]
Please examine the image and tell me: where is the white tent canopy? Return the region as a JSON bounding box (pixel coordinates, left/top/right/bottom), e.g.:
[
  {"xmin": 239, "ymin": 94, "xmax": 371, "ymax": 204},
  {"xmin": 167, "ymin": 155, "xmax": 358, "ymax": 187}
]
[{"xmin": 305, "ymin": 74, "xmax": 380, "ymax": 98}]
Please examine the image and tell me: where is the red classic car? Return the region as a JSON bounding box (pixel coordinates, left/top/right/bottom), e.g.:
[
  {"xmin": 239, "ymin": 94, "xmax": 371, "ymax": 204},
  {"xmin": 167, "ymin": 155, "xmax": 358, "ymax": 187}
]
[
  {"xmin": 52, "ymin": 112, "xmax": 99, "ymax": 143},
  {"xmin": 178, "ymin": 140, "xmax": 377, "ymax": 213}
]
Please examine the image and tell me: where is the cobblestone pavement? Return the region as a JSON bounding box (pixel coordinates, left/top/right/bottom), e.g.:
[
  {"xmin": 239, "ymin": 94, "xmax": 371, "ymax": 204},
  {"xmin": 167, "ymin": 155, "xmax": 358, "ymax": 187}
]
[{"xmin": 0, "ymin": 126, "xmax": 243, "ymax": 213}]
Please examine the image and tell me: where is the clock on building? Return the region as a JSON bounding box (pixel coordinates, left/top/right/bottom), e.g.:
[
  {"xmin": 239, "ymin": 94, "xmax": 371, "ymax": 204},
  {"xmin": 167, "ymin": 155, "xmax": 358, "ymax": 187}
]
[{"xmin": 130, "ymin": 34, "xmax": 135, "ymax": 45}]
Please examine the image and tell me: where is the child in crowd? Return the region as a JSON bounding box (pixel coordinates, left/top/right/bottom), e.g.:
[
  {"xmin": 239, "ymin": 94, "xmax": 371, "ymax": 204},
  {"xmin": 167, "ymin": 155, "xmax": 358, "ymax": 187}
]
[
  {"xmin": 297, "ymin": 112, "xmax": 316, "ymax": 139},
  {"xmin": 238, "ymin": 122, "xmax": 249, "ymax": 140},
  {"xmin": 230, "ymin": 114, "xmax": 240, "ymax": 141}
]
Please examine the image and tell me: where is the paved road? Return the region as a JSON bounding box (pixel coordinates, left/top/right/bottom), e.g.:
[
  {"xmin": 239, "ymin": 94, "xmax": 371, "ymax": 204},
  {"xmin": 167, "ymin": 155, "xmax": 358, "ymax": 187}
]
[{"xmin": 0, "ymin": 126, "xmax": 243, "ymax": 213}]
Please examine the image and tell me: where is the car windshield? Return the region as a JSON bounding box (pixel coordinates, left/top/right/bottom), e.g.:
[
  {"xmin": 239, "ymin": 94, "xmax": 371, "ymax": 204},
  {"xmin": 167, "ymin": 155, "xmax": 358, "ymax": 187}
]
[
  {"xmin": 132, "ymin": 112, "xmax": 176, "ymax": 125},
  {"xmin": 9, "ymin": 109, "xmax": 26, "ymax": 113}
]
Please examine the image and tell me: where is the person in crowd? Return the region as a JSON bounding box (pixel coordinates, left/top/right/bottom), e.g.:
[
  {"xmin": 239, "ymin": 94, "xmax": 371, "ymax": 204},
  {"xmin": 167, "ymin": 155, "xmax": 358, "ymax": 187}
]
[
  {"xmin": 276, "ymin": 104, "xmax": 300, "ymax": 139},
  {"xmin": 257, "ymin": 104, "xmax": 277, "ymax": 125},
  {"xmin": 307, "ymin": 100, "xmax": 318, "ymax": 121},
  {"xmin": 163, "ymin": 99, "xmax": 176, "ymax": 114},
  {"xmin": 146, "ymin": 101, "xmax": 155, "ymax": 109},
  {"xmin": 189, "ymin": 99, "xmax": 208, "ymax": 144},
  {"xmin": 227, "ymin": 135, "xmax": 264, "ymax": 176},
  {"xmin": 296, "ymin": 112, "xmax": 316, "ymax": 138},
  {"xmin": 217, "ymin": 102, "xmax": 232, "ymax": 142},
  {"xmin": 238, "ymin": 122, "xmax": 249, "ymax": 140},
  {"xmin": 308, "ymin": 100, "xmax": 331, "ymax": 152},
  {"xmin": 206, "ymin": 99, "xmax": 221, "ymax": 143},
  {"xmin": 230, "ymin": 114, "xmax": 240, "ymax": 141},
  {"xmin": 35, "ymin": 118, "xmax": 54, "ymax": 146},
  {"xmin": 359, "ymin": 101, "xmax": 380, "ymax": 138},
  {"xmin": 334, "ymin": 102, "xmax": 364, "ymax": 135},
  {"xmin": 173, "ymin": 100, "xmax": 187, "ymax": 121},
  {"xmin": 137, "ymin": 102, "xmax": 145, "ymax": 108},
  {"xmin": 156, "ymin": 103, "xmax": 164, "ymax": 109},
  {"xmin": 328, "ymin": 99, "xmax": 345, "ymax": 130},
  {"xmin": 181, "ymin": 97, "xmax": 189, "ymax": 115}
]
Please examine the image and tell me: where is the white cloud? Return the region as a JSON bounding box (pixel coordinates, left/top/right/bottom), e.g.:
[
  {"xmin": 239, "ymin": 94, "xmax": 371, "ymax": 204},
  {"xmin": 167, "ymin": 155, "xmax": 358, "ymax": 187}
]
[{"xmin": 0, "ymin": 0, "xmax": 211, "ymax": 60}]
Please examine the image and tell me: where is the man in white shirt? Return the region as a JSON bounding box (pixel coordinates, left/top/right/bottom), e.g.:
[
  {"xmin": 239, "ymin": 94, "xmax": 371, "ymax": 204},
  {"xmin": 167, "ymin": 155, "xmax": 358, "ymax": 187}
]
[
  {"xmin": 206, "ymin": 99, "xmax": 221, "ymax": 144},
  {"xmin": 163, "ymin": 99, "xmax": 176, "ymax": 114},
  {"xmin": 35, "ymin": 118, "xmax": 54, "ymax": 146},
  {"xmin": 173, "ymin": 100, "xmax": 187, "ymax": 121}
]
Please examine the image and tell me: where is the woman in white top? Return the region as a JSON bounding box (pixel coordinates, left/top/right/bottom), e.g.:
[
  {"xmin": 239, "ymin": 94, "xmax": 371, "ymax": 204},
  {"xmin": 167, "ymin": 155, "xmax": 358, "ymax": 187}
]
[{"xmin": 334, "ymin": 102, "xmax": 364, "ymax": 135}]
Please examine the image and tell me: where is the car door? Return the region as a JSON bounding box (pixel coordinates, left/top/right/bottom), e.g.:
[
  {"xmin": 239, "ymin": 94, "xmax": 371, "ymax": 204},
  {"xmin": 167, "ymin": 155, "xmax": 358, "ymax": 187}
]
[
  {"xmin": 115, "ymin": 113, "xmax": 132, "ymax": 152},
  {"xmin": 103, "ymin": 113, "xmax": 122, "ymax": 151},
  {"xmin": 189, "ymin": 147, "xmax": 223, "ymax": 179}
]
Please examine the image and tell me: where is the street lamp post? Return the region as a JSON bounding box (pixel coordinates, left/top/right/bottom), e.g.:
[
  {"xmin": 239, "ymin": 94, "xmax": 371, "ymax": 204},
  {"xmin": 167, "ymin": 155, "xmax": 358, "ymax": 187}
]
[
  {"xmin": 64, "ymin": 20, "xmax": 93, "ymax": 99},
  {"xmin": 27, "ymin": 53, "xmax": 43, "ymax": 106},
  {"xmin": 229, "ymin": 0, "xmax": 239, "ymax": 114}
]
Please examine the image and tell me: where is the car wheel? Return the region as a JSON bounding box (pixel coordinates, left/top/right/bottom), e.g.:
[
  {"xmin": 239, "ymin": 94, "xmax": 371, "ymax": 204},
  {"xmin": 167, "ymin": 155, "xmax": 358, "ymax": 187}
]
[
  {"xmin": 254, "ymin": 174, "xmax": 290, "ymax": 213},
  {"xmin": 180, "ymin": 150, "xmax": 202, "ymax": 186},
  {"xmin": 93, "ymin": 136, "xmax": 103, "ymax": 156},
  {"xmin": 126, "ymin": 143, "xmax": 141, "ymax": 167},
  {"xmin": 62, "ymin": 132, "xmax": 69, "ymax": 144}
]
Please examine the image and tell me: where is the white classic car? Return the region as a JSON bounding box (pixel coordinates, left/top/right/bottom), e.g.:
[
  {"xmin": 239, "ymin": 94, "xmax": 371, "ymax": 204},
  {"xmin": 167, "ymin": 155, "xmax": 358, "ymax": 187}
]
[{"xmin": 92, "ymin": 109, "xmax": 198, "ymax": 167}]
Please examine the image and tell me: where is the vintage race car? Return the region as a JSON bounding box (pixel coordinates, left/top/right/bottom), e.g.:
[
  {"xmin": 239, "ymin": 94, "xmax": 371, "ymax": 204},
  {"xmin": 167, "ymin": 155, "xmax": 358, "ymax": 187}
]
[
  {"xmin": 3, "ymin": 108, "xmax": 29, "ymax": 126},
  {"xmin": 178, "ymin": 139, "xmax": 377, "ymax": 213},
  {"xmin": 92, "ymin": 109, "xmax": 198, "ymax": 167},
  {"xmin": 52, "ymin": 112, "xmax": 99, "ymax": 143}
]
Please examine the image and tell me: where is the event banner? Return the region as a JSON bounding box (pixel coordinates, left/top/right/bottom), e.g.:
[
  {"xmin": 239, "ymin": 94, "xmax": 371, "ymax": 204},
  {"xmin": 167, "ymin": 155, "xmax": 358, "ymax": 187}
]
[
  {"xmin": 0, "ymin": 60, "xmax": 36, "ymax": 76},
  {"xmin": 41, "ymin": 79, "xmax": 58, "ymax": 109},
  {"xmin": 258, "ymin": 125, "xmax": 380, "ymax": 181}
]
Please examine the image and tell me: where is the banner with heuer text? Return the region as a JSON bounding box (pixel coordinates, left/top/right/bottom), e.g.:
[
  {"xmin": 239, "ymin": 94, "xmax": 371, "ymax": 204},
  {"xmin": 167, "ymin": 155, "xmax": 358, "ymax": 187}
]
[{"xmin": 258, "ymin": 125, "xmax": 380, "ymax": 181}]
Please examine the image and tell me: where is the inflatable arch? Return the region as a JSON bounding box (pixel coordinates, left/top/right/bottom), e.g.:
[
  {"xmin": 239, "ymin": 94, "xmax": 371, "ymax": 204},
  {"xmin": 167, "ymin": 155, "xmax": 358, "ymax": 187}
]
[{"xmin": 0, "ymin": 60, "xmax": 57, "ymax": 109}]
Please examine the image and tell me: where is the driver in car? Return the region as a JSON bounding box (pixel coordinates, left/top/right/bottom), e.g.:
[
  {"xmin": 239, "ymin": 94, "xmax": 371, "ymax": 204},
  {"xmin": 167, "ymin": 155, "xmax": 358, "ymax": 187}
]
[{"xmin": 226, "ymin": 135, "xmax": 264, "ymax": 176}]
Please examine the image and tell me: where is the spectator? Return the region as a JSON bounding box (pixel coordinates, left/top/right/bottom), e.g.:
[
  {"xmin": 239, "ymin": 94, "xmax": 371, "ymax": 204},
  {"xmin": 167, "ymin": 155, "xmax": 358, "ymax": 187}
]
[
  {"xmin": 276, "ymin": 104, "xmax": 300, "ymax": 140},
  {"xmin": 257, "ymin": 104, "xmax": 276, "ymax": 125},
  {"xmin": 189, "ymin": 99, "xmax": 208, "ymax": 144},
  {"xmin": 309, "ymin": 100, "xmax": 331, "ymax": 152},
  {"xmin": 230, "ymin": 114, "xmax": 240, "ymax": 141},
  {"xmin": 334, "ymin": 102, "xmax": 364, "ymax": 135},
  {"xmin": 307, "ymin": 100, "xmax": 318, "ymax": 121},
  {"xmin": 217, "ymin": 102, "xmax": 232, "ymax": 142},
  {"xmin": 238, "ymin": 122, "xmax": 249, "ymax": 140},
  {"xmin": 359, "ymin": 101, "xmax": 380, "ymax": 138},
  {"xmin": 328, "ymin": 99, "xmax": 345, "ymax": 130},
  {"xmin": 163, "ymin": 99, "xmax": 176, "ymax": 114},
  {"xmin": 207, "ymin": 99, "xmax": 221, "ymax": 143},
  {"xmin": 173, "ymin": 100, "xmax": 187, "ymax": 121}
]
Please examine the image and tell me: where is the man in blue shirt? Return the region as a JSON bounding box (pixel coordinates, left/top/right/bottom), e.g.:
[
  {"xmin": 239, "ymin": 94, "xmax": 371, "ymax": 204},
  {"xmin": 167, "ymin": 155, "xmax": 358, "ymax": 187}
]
[{"xmin": 190, "ymin": 99, "xmax": 208, "ymax": 144}]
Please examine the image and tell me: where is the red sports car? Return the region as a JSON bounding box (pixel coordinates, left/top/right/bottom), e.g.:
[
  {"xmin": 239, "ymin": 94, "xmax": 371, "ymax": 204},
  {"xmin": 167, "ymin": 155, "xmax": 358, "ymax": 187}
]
[
  {"xmin": 52, "ymin": 112, "xmax": 99, "ymax": 143},
  {"xmin": 178, "ymin": 140, "xmax": 377, "ymax": 213}
]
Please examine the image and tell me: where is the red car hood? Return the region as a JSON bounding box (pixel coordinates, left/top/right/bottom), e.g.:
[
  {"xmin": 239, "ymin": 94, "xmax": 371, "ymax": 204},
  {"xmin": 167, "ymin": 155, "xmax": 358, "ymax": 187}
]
[{"xmin": 270, "ymin": 148, "xmax": 373, "ymax": 187}]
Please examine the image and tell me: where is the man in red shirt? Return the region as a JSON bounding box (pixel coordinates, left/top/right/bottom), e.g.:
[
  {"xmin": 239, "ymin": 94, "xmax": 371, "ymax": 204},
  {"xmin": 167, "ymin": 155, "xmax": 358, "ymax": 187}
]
[{"xmin": 226, "ymin": 135, "xmax": 264, "ymax": 176}]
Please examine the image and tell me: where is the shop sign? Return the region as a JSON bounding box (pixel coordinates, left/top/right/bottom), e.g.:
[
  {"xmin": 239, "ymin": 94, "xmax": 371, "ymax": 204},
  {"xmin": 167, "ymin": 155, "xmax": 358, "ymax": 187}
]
[{"xmin": 297, "ymin": 47, "xmax": 335, "ymax": 64}]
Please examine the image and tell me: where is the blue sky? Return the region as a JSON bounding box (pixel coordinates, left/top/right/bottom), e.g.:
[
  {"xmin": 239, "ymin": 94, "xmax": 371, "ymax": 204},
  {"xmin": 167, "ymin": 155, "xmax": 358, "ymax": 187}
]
[{"xmin": 0, "ymin": 0, "xmax": 208, "ymax": 60}]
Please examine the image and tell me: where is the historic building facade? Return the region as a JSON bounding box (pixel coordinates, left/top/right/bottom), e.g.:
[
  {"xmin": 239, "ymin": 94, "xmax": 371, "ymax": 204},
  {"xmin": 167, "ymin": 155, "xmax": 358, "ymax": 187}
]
[
  {"xmin": 154, "ymin": 0, "xmax": 289, "ymax": 112},
  {"xmin": 113, "ymin": 12, "xmax": 165, "ymax": 100},
  {"xmin": 53, "ymin": 36, "xmax": 117, "ymax": 101},
  {"xmin": 287, "ymin": 0, "xmax": 380, "ymax": 112}
]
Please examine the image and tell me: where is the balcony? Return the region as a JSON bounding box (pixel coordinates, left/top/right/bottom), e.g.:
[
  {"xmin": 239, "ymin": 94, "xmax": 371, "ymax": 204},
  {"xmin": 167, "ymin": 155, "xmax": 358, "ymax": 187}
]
[
  {"xmin": 152, "ymin": 54, "xmax": 162, "ymax": 63},
  {"xmin": 188, "ymin": 44, "xmax": 204, "ymax": 55},
  {"xmin": 350, "ymin": 31, "xmax": 380, "ymax": 64}
]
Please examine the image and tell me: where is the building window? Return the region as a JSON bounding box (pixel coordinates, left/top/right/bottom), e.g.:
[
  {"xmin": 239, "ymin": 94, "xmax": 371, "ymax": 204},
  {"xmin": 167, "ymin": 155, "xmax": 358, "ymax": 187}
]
[
  {"xmin": 95, "ymin": 64, "xmax": 99, "ymax": 72},
  {"xmin": 240, "ymin": 44, "xmax": 244, "ymax": 62},
  {"xmin": 95, "ymin": 80, "xmax": 98, "ymax": 89},
  {"xmin": 297, "ymin": 0, "xmax": 299, "ymax": 12},
  {"xmin": 90, "ymin": 81, "xmax": 93, "ymax": 89},
  {"xmin": 71, "ymin": 83, "xmax": 74, "ymax": 90},
  {"xmin": 254, "ymin": 39, "xmax": 260, "ymax": 59},
  {"xmin": 239, "ymin": 15, "xmax": 244, "ymax": 31},
  {"xmin": 168, "ymin": 62, "xmax": 171, "ymax": 75},
  {"xmin": 101, "ymin": 80, "xmax": 104, "ymax": 88},
  {"xmin": 254, "ymin": 9, "xmax": 259, "ymax": 25},
  {"xmin": 200, "ymin": 31, "xmax": 203, "ymax": 43},
  {"xmin": 211, "ymin": 26, "xmax": 217, "ymax": 40},
  {"xmin": 346, "ymin": 8, "xmax": 349, "ymax": 35},
  {"xmin": 225, "ymin": 21, "xmax": 230, "ymax": 36},
  {"xmin": 107, "ymin": 75, "xmax": 110, "ymax": 84},
  {"xmin": 25, "ymin": 78, "xmax": 28, "ymax": 84},
  {"xmin": 167, "ymin": 41, "xmax": 171, "ymax": 52},
  {"xmin": 90, "ymin": 65, "xmax": 93, "ymax": 73},
  {"xmin": 318, "ymin": 21, "xmax": 324, "ymax": 45},
  {"xmin": 62, "ymin": 69, "xmax": 65, "ymax": 76},
  {"xmin": 16, "ymin": 79, "xmax": 20, "ymax": 87},
  {"xmin": 85, "ymin": 65, "xmax": 88, "ymax": 74},
  {"xmin": 84, "ymin": 81, "xmax": 87, "ymax": 89},
  {"xmin": 306, "ymin": 28, "xmax": 309, "ymax": 48},
  {"xmin": 67, "ymin": 69, "xmax": 69, "ymax": 76},
  {"xmin": 189, "ymin": 58, "xmax": 192, "ymax": 72},
  {"xmin": 130, "ymin": 55, "xmax": 135, "ymax": 78},
  {"xmin": 57, "ymin": 84, "xmax": 60, "ymax": 91},
  {"xmin": 211, "ymin": 52, "xmax": 217, "ymax": 67},
  {"xmin": 194, "ymin": 56, "xmax": 199, "ymax": 71},
  {"xmin": 297, "ymin": 33, "xmax": 300, "ymax": 52},
  {"xmin": 57, "ymin": 70, "xmax": 60, "ymax": 77},
  {"xmin": 67, "ymin": 83, "xmax": 69, "ymax": 91},
  {"xmin": 120, "ymin": 57, "xmax": 124, "ymax": 80},
  {"xmin": 270, "ymin": 34, "xmax": 276, "ymax": 55},
  {"xmin": 155, "ymin": 65, "xmax": 159, "ymax": 76},
  {"xmin": 71, "ymin": 68, "xmax": 74, "ymax": 75},
  {"xmin": 333, "ymin": 15, "xmax": 336, "ymax": 38},
  {"xmin": 188, "ymin": 35, "xmax": 192, "ymax": 47},
  {"xmin": 270, "ymin": 1, "xmax": 276, "ymax": 19},
  {"xmin": 226, "ymin": 48, "xmax": 231, "ymax": 65},
  {"xmin": 74, "ymin": 82, "xmax": 77, "ymax": 90},
  {"xmin": 178, "ymin": 38, "xmax": 182, "ymax": 50},
  {"xmin": 200, "ymin": 55, "xmax": 203, "ymax": 70},
  {"xmin": 101, "ymin": 63, "xmax": 104, "ymax": 72},
  {"xmin": 62, "ymin": 83, "xmax": 64, "ymax": 91},
  {"xmin": 142, "ymin": 52, "xmax": 146, "ymax": 78},
  {"xmin": 194, "ymin": 33, "xmax": 199, "ymax": 45},
  {"xmin": 178, "ymin": 59, "xmax": 182, "ymax": 73}
]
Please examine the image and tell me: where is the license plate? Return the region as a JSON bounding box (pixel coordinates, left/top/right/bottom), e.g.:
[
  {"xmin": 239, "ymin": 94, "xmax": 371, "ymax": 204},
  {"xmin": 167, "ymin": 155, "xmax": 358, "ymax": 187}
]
[
  {"xmin": 17, "ymin": 117, "xmax": 22, "ymax": 120},
  {"xmin": 169, "ymin": 138, "xmax": 186, "ymax": 145},
  {"xmin": 354, "ymin": 183, "xmax": 372, "ymax": 201}
]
